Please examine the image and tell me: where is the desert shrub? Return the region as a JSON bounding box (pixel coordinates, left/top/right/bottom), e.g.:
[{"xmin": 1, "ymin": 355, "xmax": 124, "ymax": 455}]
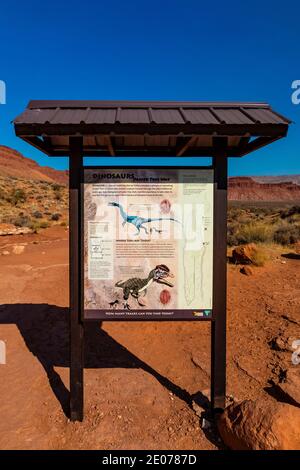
[
  {"xmin": 251, "ymin": 247, "xmax": 269, "ymax": 267},
  {"xmin": 257, "ymin": 206, "xmax": 276, "ymax": 216},
  {"xmin": 28, "ymin": 221, "xmax": 39, "ymax": 233},
  {"xmin": 27, "ymin": 219, "xmax": 49, "ymax": 231},
  {"xmin": 51, "ymin": 213, "xmax": 61, "ymax": 221},
  {"xmin": 0, "ymin": 188, "xmax": 6, "ymax": 200},
  {"xmin": 280, "ymin": 205, "xmax": 300, "ymax": 219},
  {"xmin": 287, "ymin": 214, "xmax": 300, "ymax": 224},
  {"xmin": 12, "ymin": 215, "xmax": 31, "ymax": 227},
  {"xmin": 236, "ymin": 223, "xmax": 273, "ymax": 245},
  {"xmin": 228, "ymin": 207, "xmax": 244, "ymax": 221},
  {"xmin": 39, "ymin": 221, "xmax": 49, "ymax": 229},
  {"xmin": 32, "ymin": 210, "xmax": 43, "ymax": 219},
  {"xmin": 11, "ymin": 188, "xmax": 26, "ymax": 205},
  {"xmin": 53, "ymin": 185, "xmax": 65, "ymax": 202},
  {"xmin": 52, "ymin": 183, "xmax": 62, "ymax": 191},
  {"xmin": 227, "ymin": 222, "xmax": 240, "ymax": 246},
  {"xmin": 273, "ymin": 224, "xmax": 300, "ymax": 245},
  {"xmin": 236, "ymin": 214, "xmax": 254, "ymax": 225}
]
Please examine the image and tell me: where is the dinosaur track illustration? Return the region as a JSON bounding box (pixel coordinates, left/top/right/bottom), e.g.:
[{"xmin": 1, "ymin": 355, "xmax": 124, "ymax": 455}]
[
  {"xmin": 108, "ymin": 202, "xmax": 180, "ymax": 235},
  {"xmin": 113, "ymin": 264, "xmax": 174, "ymax": 310}
]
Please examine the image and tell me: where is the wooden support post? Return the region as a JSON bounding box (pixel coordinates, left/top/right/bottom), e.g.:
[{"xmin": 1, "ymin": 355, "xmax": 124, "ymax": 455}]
[
  {"xmin": 69, "ymin": 136, "xmax": 84, "ymax": 421},
  {"xmin": 211, "ymin": 153, "xmax": 228, "ymax": 414}
]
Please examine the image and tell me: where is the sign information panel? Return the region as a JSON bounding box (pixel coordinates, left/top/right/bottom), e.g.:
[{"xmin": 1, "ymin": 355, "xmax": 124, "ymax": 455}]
[{"xmin": 83, "ymin": 168, "xmax": 213, "ymax": 320}]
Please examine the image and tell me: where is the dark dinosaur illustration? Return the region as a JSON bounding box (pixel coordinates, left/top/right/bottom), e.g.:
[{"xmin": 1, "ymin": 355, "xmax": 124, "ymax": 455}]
[
  {"xmin": 108, "ymin": 202, "xmax": 180, "ymax": 235},
  {"xmin": 112, "ymin": 264, "xmax": 174, "ymax": 309}
]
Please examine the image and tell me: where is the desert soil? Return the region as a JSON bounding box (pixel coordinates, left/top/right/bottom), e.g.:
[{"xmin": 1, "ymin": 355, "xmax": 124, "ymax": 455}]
[{"xmin": 0, "ymin": 226, "xmax": 299, "ymax": 450}]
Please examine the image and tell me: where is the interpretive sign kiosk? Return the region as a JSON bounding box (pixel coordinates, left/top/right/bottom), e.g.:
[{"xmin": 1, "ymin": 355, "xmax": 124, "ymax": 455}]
[{"xmin": 14, "ymin": 100, "xmax": 290, "ymax": 421}]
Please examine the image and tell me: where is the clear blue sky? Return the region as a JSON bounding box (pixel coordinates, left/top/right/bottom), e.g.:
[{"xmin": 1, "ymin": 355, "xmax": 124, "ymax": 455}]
[{"xmin": 0, "ymin": 0, "xmax": 299, "ymax": 175}]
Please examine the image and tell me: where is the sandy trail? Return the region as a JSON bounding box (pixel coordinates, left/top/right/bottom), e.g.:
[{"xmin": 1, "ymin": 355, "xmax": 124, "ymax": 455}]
[{"xmin": 0, "ymin": 227, "xmax": 299, "ymax": 449}]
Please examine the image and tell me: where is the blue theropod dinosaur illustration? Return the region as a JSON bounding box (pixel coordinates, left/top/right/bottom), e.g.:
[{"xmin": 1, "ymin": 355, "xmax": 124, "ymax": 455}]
[{"xmin": 108, "ymin": 202, "xmax": 180, "ymax": 235}]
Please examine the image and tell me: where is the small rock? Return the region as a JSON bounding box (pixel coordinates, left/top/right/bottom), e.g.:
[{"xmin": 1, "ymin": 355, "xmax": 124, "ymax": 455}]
[
  {"xmin": 272, "ymin": 335, "xmax": 287, "ymax": 351},
  {"xmin": 276, "ymin": 368, "xmax": 300, "ymax": 406},
  {"xmin": 240, "ymin": 266, "xmax": 253, "ymax": 276},
  {"xmin": 192, "ymin": 401, "xmax": 204, "ymax": 417},
  {"xmin": 201, "ymin": 388, "xmax": 211, "ymax": 400},
  {"xmin": 201, "ymin": 417, "xmax": 212, "ymax": 430},
  {"xmin": 218, "ymin": 399, "xmax": 300, "ymax": 450},
  {"xmin": 0, "ymin": 223, "xmax": 32, "ymax": 236},
  {"xmin": 12, "ymin": 245, "xmax": 25, "ymax": 255},
  {"xmin": 2, "ymin": 250, "xmax": 9, "ymax": 256},
  {"xmin": 232, "ymin": 243, "xmax": 258, "ymax": 265}
]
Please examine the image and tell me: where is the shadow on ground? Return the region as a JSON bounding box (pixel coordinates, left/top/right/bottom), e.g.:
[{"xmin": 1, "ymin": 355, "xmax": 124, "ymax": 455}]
[
  {"xmin": 281, "ymin": 253, "xmax": 300, "ymax": 260},
  {"xmin": 0, "ymin": 303, "xmax": 211, "ymax": 421},
  {"xmin": 264, "ymin": 384, "xmax": 300, "ymax": 409}
]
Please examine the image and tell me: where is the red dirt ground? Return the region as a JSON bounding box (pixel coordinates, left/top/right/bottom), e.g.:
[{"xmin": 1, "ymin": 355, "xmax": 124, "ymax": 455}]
[{"xmin": 0, "ymin": 226, "xmax": 299, "ymax": 450}]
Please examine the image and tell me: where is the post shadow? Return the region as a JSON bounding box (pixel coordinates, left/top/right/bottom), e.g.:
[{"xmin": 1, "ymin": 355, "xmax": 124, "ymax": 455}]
[{"xmin": 0, "ymin": 303, "xmax": 210, "ymax": 418}]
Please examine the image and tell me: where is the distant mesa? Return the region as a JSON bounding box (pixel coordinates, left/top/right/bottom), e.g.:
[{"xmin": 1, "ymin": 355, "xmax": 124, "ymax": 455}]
[
  {"xmin": 0, "ymin": 146, "xmax": 299, "ymax": 201},
  {"xmin": 228, "ymin": 176, "xmax": 300, "ymax": 201}
]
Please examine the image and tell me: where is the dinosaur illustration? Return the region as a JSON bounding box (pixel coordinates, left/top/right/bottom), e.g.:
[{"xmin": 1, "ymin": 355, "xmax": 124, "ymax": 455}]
[
  {"xmin": 108, "ymin": 202, "xmax": 180, "ymax": 235},
  {"xmin": 113, "ymin": 264, "xmax": 174, "ymax": 309}
]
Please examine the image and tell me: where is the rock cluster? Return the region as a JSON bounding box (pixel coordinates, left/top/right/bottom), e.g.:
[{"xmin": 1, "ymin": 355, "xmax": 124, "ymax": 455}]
[
  {"xmin": 0, "ymin": 223, "xmax": 32, "ymax": 236},
  {"xmin": 218, "ymin": 398, "xmax": 300, "ymax": 450}
]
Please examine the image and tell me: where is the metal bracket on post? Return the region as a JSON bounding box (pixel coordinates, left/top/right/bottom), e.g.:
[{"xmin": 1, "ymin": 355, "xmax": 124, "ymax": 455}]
[
  {"xmin": 69, "ymin": 136, "xmax": 84, "ymax": 421},
  {"xmin": 211, "ymin": 139, "xmax": 228, "ymax": 417}
]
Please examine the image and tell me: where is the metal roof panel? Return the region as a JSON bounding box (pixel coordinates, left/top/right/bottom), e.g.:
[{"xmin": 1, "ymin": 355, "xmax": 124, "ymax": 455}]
[
  {"xmin": 213, "ymin": 108, "xmax": 254, "ymax": 124},
  {"xmin": 85, "ymin": 109, "xmax": 116, "ymax": 124},
  {"xmin": 151, "ymin": 109, "xmax": 185, "ymax": 124},
  {"xmin": 14, "ymin": 108, "xmax": 52, "ymax": 124},
  {"xmin": 182, "ymin": 108, "xmax": 220, "ymax": 124},
  {"xmin": 243, "ymin": 108, "xmax": 285, "ymax": 124},
  {"xmin": 49, "ymin": 109, "xmax": 89, "ymax": 124},
  {"xmin": 119, "ymin": 108, "xmax": 150, "ymax": 124}
]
